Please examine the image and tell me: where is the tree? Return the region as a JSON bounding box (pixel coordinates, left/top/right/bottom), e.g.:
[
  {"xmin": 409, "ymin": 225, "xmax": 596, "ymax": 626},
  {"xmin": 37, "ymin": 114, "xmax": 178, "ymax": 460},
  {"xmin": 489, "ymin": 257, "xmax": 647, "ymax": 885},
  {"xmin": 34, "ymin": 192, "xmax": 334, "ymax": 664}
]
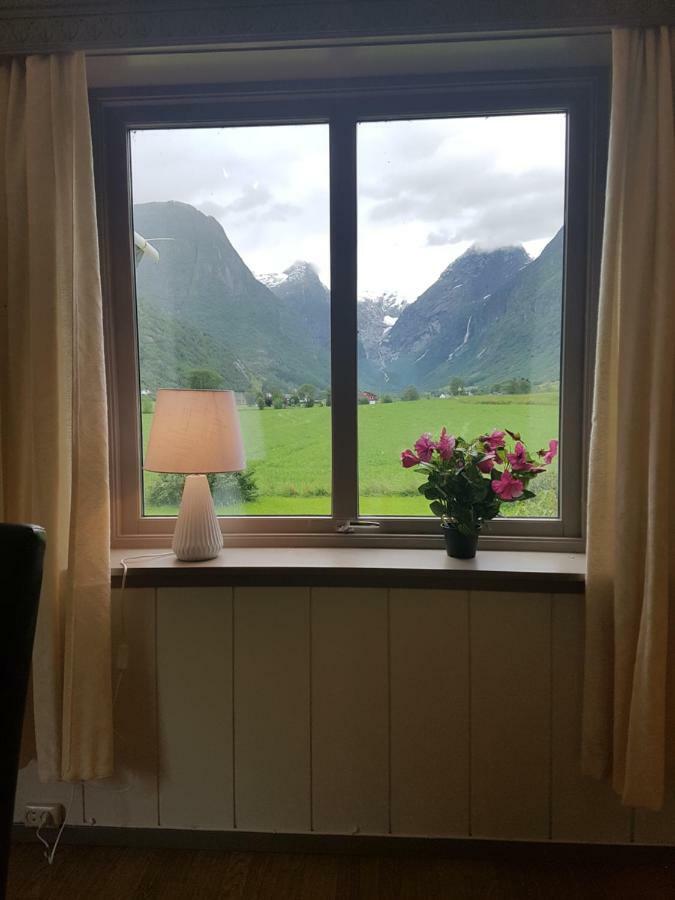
[
  {"xmin": 255, "ymin": 393, "xmax": 265, "ymax": 410},
  {"xmin": 297, "ymin": 383, "xmax": 317, "ymax": 404},
  {"xmin": 185, "ymin": 368, "xmax": 223, "ymax": 390},
  {"xmin": 381, "ymin": 394, "xmax": 393, "ymax": 404},
  {"xmin": 449, "ymin": 377, "xmax": 465, "ymax": 396},
  {"xmin": 401, "ymin": 385, "xmax": 419, "ymax": 401}
]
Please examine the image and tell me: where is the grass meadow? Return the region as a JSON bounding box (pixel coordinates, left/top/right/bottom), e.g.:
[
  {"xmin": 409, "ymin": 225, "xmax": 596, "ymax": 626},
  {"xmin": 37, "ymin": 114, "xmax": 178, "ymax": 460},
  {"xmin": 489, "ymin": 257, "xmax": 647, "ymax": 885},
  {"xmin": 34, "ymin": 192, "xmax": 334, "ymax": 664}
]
[{"xmin": 142, "ymin": 392, "xmax": 559, "ymax": 519}]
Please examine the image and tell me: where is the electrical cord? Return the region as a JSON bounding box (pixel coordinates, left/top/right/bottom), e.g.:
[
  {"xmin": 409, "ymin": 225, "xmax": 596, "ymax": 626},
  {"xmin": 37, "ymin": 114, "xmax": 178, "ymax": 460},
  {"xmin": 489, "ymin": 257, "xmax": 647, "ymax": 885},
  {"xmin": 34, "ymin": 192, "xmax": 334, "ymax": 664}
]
[
  {"xmin": 119, "ymin": 551, "xmax": 174, "ymax": 591},
  {"xmin": 35, "ymin": 785, "xmax": 76, "ymax": 865}
]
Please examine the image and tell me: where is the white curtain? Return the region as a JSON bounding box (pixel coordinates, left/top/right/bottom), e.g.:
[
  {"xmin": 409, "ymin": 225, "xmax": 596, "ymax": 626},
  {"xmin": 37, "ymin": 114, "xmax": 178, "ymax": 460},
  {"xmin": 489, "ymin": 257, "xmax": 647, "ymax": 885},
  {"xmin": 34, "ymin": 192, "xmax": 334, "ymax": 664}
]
[
  {"xmin": 0, "ymin": 53, "xmax": 113, "ymax": 782},
  {"xmin": 583, "ymin": 27, "xmax": 675, "ymax": 809}
]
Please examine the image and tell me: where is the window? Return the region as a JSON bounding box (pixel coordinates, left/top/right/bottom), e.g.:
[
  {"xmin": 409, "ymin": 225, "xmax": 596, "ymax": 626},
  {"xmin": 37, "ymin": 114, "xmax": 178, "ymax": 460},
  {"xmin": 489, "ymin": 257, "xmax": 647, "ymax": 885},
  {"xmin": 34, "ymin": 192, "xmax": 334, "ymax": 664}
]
[
  {"xmin": 129, "ymin": 124, "xmax": 331, "ymax": 518},
  {"xmin": 94, "ymin": 71, "xmax": 606, "ymax": 548},
  {"xmin": 356, "ymin": 114, "xmax": 566, "ymax": 520}
]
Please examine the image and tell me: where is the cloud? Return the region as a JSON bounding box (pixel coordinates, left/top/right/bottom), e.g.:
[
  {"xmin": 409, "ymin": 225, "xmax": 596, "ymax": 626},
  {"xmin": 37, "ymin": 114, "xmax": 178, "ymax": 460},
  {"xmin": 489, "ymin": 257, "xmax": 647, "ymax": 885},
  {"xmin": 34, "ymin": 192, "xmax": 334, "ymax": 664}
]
[
  {"xmin": 426, "ymin": 228, "xmax": 456, "ymax": 246},
  {"xmin": 359, "ymin": 114, "xmax": 566, "ymax": 248},
  {"xmin": 131, "ymin": 115, "xmax": 565, "ymax": 298},
  {"xmin": 223, "ymin": 182, "xmax": 272, "ymax": 213},
  {"xmin": 197, "ymin": 200, "xmax": 227, "ymax": 218}
]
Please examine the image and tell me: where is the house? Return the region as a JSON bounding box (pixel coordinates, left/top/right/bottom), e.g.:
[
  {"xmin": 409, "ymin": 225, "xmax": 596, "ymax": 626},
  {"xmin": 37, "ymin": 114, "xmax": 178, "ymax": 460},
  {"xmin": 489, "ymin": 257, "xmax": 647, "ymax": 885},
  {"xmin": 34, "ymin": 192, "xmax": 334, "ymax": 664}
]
[{"xmin": 2, "ymin": 2, "xmax": 674, "ymax": 897}]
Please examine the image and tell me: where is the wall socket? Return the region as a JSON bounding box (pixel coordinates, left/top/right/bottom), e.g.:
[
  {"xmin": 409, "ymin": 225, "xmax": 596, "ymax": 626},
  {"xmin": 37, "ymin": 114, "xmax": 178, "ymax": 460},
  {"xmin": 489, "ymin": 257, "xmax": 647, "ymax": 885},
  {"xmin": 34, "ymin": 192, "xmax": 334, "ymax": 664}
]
[{"xmin": 24, "ymin": 803, "xmax": 65, "ymax": 828}]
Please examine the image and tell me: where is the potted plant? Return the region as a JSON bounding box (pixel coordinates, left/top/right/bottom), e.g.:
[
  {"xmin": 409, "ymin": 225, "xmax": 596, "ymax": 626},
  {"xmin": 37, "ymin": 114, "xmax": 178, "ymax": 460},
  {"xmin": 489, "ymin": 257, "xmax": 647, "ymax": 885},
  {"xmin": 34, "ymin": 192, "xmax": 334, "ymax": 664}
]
[{"xmin": 401, "ymin": 428, "xmax": 558, "ymax": 559}]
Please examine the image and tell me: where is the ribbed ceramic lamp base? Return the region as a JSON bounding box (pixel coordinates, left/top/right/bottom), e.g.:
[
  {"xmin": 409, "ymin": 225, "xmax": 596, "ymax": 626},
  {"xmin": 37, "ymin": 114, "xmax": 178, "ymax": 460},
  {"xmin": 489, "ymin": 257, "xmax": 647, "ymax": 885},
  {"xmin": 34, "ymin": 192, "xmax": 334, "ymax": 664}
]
[{"xmin": 172, "ymin": 474, "xmax": 223, "ymax": 562}]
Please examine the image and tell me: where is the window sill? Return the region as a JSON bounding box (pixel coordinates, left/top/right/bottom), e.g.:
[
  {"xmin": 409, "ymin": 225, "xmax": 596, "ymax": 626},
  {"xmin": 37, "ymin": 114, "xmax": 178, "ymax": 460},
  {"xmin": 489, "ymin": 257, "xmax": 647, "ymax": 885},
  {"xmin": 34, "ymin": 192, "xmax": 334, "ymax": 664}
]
[{"xmin": 111, "ymin": 547, "xmax": 585, "ymax": 593}]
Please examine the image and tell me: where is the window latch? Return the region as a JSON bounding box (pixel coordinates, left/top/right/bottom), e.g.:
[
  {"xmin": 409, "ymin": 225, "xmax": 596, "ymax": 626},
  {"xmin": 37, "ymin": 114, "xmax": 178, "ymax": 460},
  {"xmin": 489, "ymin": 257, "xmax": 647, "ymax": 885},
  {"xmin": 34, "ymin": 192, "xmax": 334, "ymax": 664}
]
[{"xmin": 337, "ymin": 520, "xmax": 381, "ymax": 533}]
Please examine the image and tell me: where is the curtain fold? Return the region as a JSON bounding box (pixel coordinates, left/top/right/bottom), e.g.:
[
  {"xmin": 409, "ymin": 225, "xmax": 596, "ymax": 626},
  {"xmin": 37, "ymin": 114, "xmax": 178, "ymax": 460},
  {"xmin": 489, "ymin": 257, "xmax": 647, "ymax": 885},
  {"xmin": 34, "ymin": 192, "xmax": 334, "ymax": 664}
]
[
  {"xmin": 0, "ymin": 52, "xmax": 113, "ymax": 782},
  {"xmin": 583, "ymin": 27, "xmax": 675, "ymax": 810}
]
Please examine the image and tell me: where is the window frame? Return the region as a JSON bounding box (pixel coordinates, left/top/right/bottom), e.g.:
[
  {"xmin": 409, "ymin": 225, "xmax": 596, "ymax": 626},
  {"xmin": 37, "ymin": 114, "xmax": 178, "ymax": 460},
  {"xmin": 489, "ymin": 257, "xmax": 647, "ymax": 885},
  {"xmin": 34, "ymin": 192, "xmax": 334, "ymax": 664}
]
[{"xmin": 91, "ymin": 68, "xmax": 608, "ymax": 550}]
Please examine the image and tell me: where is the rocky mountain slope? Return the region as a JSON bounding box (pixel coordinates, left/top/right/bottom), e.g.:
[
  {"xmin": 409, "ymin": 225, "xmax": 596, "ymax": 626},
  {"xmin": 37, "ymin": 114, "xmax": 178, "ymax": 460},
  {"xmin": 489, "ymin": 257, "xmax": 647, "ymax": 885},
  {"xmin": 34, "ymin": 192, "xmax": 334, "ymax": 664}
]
[
  {"xmin": 133, "ymin": 202, "xmax": 330, "ymax": 393},
  {"xmin": 133, "ymin": 201, "xmax": 563, "ymax": 395}
]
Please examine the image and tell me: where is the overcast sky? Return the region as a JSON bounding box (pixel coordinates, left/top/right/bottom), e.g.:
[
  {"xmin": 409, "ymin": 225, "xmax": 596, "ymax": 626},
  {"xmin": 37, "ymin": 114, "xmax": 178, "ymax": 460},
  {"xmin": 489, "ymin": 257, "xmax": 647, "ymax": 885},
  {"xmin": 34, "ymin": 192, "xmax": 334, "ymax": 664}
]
[{"xmin": 130, "ymin": 113, "xmax": 565, "ymax": 303}]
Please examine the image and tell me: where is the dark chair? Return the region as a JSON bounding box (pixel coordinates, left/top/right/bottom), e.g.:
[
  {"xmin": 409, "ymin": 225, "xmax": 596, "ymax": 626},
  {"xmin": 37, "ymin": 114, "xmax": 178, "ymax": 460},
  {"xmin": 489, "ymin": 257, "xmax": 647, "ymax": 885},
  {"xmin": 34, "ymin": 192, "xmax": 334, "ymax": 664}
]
[{"xmin": 0, "ymin": 524, "xmax": 45, "ymax": 898}]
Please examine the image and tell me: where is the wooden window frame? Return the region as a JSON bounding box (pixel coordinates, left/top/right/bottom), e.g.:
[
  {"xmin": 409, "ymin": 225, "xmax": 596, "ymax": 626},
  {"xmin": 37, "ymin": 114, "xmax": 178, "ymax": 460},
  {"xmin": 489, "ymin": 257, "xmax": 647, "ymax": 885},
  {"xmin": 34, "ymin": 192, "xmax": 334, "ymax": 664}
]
[{"xmin": 91, "ymin": 68, "xmax": 608, "ymax": 551}]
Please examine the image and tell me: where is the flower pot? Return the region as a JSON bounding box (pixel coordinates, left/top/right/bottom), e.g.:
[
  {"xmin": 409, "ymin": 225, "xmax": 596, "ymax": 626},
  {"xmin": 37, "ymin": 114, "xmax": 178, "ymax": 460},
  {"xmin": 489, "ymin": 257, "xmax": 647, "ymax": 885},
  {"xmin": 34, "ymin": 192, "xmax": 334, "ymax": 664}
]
[{"xmin": 442, "ymin": 524, "xmax": 479, "ymax": 559}]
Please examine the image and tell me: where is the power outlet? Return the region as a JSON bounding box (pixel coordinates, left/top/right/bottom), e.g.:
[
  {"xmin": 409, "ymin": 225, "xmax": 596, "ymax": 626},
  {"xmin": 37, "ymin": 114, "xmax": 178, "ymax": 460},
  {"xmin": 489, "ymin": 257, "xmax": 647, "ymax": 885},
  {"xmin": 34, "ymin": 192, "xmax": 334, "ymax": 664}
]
[{"xmin": 24, "ymin": 803, "xmax": 65, "ymax": 829}]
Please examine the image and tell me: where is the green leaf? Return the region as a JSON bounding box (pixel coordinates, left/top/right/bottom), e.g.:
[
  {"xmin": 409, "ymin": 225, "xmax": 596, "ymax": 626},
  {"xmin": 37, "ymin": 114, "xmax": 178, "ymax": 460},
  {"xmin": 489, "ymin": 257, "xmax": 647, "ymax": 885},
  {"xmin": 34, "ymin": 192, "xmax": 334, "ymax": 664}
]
[{"xmin": 429, "ymin": 500, "xmax": 445, "ymax": 517}]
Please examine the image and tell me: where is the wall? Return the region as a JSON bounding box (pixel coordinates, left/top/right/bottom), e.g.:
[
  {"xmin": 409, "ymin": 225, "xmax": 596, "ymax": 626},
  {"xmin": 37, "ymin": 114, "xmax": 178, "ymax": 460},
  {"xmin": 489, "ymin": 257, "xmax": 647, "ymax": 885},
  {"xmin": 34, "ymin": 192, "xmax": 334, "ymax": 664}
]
[
  {"xmin": 1, "ymin": 1, "xmax": 672, "ymax": 55},
  {"xmin": 14, "ymin": 585, "xmax": 675, "ymax": 844}
]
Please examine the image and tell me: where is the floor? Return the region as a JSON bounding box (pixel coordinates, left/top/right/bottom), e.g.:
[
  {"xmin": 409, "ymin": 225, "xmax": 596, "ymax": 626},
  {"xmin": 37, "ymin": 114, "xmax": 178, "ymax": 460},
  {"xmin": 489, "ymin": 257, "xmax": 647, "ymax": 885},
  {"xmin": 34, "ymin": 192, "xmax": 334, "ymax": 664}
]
[{"xmin": 7, "ymin": 842, "xmax": 675, "ymax": 899}]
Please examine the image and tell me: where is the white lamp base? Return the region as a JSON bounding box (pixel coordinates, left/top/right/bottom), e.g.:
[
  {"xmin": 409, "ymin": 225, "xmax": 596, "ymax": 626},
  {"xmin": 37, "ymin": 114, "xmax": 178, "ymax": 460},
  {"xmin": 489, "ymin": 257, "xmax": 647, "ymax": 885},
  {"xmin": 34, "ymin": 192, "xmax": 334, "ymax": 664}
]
[{"xmin": 172, "ymin": 474, "xmax": 223, "ymax": 561}]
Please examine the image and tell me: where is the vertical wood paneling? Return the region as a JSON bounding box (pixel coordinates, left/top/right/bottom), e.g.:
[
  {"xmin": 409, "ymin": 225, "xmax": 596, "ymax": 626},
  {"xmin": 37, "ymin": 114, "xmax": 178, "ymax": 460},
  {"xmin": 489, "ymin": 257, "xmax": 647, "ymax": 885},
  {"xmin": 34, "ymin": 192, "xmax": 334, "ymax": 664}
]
[
  {"xmin": 157, "ymin": 587, "xmax": 233, "ymax": 829},
  {"xmin": 470, "ymin": 591, "xmax": 551, "ymax": 840},
  {"xmin": 551, "ymin": 594, "xmax": 631, "ymax": 842},
  {"xmin": 84, "ymin": 588, "xmax": 157, "ymax": 827},
  {"xmin": 389, "ymin": 589, "xmax": 470, "ymax": 836},
  {"xmin": 14, "ymin": 761, "xmax": 84, "ymax": 825},
  {"xmin": 234, "ymin": 587, "xmax": 310, "ymax": 832},
  {"xmin": 311, "ymin": 588, "xmax": 389, "ymax": 834},
  {"xmin": 634, "ymin": 602, "xmax": 675, "ymax": 844}
]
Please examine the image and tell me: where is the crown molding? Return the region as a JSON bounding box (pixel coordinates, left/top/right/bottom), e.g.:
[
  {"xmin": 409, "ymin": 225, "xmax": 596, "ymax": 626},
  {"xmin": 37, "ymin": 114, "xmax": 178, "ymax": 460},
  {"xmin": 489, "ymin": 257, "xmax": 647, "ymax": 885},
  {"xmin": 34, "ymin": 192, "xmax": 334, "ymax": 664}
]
[{"xmin": 0, "ymin": 0, "xmax": 672, "ymax": 54}]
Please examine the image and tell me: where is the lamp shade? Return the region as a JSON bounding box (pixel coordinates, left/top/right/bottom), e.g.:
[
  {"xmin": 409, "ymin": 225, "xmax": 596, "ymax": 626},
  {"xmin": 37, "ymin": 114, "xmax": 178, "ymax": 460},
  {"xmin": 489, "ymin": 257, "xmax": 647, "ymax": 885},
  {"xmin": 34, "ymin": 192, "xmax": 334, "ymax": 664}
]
[{"xmin": 144, "ymin": 389, "xmax": 246, "ymax": 474}]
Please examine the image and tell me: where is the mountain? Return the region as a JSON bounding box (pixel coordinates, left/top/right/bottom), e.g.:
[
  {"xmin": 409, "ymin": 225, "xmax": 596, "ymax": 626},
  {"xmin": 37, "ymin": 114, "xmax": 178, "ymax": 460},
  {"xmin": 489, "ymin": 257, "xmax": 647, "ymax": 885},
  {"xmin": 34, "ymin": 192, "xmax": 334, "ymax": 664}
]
[
  {"xmin": 379, "ymin": 244, "xmax": 531, "ymax": 389},
  {"xmin": 136, "ymin": 294, "xmax": 254, "ymax": 392},
  {"xmin": 431, "ymin": 228, "xmax": 564, "ymax": 388},
  {"xmin": 259, "ymin": 261, "xmax": 330, "ymax": 348},
  {"xmin": 358, "ymin": 292, "xmax": 407, "ymax": 356},
  {"xmin": 133, "ymin": 200, "xmax": 563, "ymax": 397},
  {"xmin": 133, "ymin": 202, "xmax": 330, "ymax": 392}
]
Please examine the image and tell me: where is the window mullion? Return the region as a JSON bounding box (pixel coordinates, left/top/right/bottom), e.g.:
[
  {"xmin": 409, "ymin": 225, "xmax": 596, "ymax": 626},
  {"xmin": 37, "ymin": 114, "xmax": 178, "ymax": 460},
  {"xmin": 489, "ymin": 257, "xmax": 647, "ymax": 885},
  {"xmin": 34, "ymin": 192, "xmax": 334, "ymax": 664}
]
[{"xmin": 329, "ymin": 114, "xmax": 359, "ymax": 523}]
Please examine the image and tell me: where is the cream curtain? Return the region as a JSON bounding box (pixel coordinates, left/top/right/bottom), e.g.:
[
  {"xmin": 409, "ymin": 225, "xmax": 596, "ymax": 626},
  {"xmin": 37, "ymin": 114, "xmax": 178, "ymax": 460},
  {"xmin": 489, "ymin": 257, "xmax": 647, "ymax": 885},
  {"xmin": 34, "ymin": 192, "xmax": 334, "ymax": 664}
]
[
  {"xmin": 583, "ymin": 27, "xmax": 675, "ymax": 810},
  {"xmin": 0, "ymin": 53, "xmax": 113, "ymax": 782}
]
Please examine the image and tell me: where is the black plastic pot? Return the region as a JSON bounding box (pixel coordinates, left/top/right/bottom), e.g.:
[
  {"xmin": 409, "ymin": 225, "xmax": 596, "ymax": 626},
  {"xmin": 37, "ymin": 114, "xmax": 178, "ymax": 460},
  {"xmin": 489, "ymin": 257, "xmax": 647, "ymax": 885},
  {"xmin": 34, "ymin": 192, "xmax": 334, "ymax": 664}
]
[{"xmin": 442, "ymin": 524, "xmax": 479, "ymax": 559}]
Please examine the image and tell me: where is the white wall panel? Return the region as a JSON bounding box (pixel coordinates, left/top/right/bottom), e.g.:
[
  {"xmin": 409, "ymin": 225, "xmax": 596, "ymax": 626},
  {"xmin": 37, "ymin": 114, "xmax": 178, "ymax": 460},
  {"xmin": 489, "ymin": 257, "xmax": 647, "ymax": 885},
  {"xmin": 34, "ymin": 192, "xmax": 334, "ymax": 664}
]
[
  {"xmin": 551, "ymin": 594, "xmax": 631, "ymax": 842},
  {"xmin": 16, "ymin": 581, "xmax": 664, "ymax": 846},
  {"xmin": 234, "ymin": 586, "xmax": 311, "ymax": 832},
  {"xmin": 157, "ymin": 587, "xmax": 233, "ymax": 829},
  {"xmin": 470, "ymin": 591, "xmax": 551, "ymax": 840},
  {"xmin": 84, "ymin": 588, "xmax": 157, "ymax": 827},
  {"xmin": 390, "ymin": 589, "xmax": 470, "ymax": 836},
  {"xmin": 311, "ymin": 588, "xmax": 389, "ymax": 834},
  {"xmin": 14, "ymin": 761, "xmax": 84, "ymax": 825}
]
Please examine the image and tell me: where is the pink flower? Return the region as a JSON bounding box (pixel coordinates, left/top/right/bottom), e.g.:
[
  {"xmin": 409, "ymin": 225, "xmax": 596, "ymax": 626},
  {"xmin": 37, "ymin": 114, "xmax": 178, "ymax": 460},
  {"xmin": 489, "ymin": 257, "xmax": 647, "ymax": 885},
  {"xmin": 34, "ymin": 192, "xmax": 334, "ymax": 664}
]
[
  {"xmin": 436, "ymin": 427, "xmax": 456, "ymax": 461},
  {"xmin": 401, "ymin": 449, "xmax": 421, "ymax": 468},
  {"xmin": 491, "ymin": 471, "xmax": 524, "ymax": 500},
  {"xmin": 414, "ymin": 433, "xmax": 436, "ymax": 462},
  {"xmin": 477, "ymin": 451, "xmax": 496, "ymax": 473},
  {"xmin": 543, "ymin": 439, "xmax": 558, "ymax": 465},
  {"xmin": 481, "ymin": 429, "xmax": 506, "ymax": 451},
  {"xmin": 507, "ymin": 441, "xmax": 534, "ymax": 472}
]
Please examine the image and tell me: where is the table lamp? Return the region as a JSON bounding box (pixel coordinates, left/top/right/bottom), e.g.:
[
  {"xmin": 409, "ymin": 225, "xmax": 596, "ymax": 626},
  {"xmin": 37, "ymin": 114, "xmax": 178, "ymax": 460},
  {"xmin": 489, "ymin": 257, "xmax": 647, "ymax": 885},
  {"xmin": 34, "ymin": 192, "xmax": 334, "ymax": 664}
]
[{"xmin": 144, "ymin": 389, "xmax": 246, "ymax": 561}]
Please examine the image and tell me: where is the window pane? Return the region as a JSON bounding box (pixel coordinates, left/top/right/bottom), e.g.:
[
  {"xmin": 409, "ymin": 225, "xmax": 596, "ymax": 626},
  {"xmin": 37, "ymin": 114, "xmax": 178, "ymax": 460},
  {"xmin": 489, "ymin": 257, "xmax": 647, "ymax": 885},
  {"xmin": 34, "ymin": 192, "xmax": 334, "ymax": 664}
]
[
  {"xmin": 357, "ymin": 114, "xmax": 566, "ymax": 518},
  {"xmin": 130, "ymin": 125, "xmax": 331, "ymax": 516}
]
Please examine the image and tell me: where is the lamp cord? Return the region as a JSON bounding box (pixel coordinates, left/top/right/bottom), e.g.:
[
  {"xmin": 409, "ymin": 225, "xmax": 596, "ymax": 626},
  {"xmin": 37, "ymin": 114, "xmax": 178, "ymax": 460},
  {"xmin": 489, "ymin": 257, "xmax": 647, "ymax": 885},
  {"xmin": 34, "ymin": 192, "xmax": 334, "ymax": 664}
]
[{"xmin": 35, "ymin": 785, "xmax": 76, "ymax": 865}]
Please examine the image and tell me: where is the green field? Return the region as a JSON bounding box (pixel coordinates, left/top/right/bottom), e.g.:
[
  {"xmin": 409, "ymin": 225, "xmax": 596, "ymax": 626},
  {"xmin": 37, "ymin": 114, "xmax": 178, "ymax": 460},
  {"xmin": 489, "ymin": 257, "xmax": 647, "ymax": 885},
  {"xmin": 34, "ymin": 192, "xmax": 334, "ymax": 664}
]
[{"xmin": 142, "ymin": 392, "xmax": 559, "ymax": 519}]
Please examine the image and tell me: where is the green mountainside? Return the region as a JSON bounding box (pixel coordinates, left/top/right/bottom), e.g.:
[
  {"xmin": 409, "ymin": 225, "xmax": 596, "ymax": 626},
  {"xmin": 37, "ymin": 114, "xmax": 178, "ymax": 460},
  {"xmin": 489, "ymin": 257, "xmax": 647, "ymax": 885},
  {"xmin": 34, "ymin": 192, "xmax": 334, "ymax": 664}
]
[
  {"xmin": 134, "ymin": 201, "xmax": 329, "ymax": 393},
  {"xmin": 133, "ymin": 201, "xmax": 563, "ymax": 395},
  {"xmin": 378, "ymin": 230, "xmax": 563, "ymax": 389}
]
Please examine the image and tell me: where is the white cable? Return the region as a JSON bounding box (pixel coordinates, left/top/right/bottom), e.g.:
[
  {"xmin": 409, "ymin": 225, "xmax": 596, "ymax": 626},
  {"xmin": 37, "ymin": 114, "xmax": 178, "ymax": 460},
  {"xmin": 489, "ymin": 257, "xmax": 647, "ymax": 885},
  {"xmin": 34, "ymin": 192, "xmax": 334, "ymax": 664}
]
[
  {"xmin": 119, "ymin": 551, "xmax": 174, "ymax": 591},
  {"xmin": 35, "ymin": 784, "xmax": 76, "ymax": 865}
]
